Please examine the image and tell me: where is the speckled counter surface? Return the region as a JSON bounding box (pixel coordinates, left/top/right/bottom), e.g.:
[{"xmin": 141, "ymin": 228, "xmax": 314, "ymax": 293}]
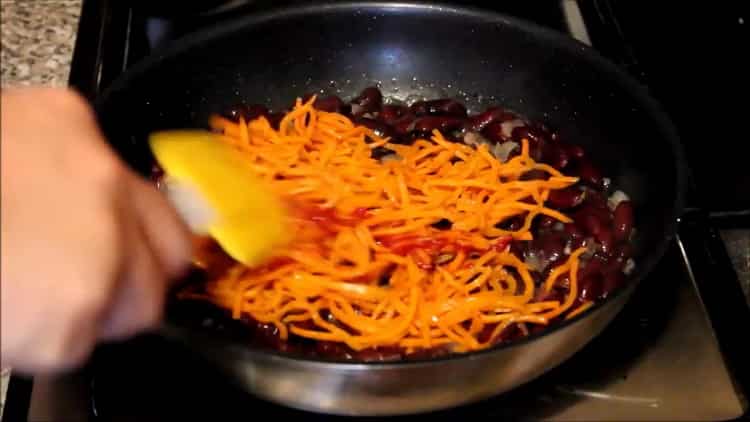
[
  {"xmin": 1, "ymin": 0, "xmax": 81, "ymax": 88},
  {"xmin": 0, "ymin": 0, "xmax": 748, "ymax": 418}
]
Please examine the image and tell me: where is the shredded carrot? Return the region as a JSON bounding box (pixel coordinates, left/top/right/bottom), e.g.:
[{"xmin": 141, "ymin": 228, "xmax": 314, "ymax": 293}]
[
  {"xmin": 185, "ymin": 96, "xmax": 593, "ymax": 354},
  {"xmin": 566, "ymin": 300, "xmax": 594, "ymax": 320}
]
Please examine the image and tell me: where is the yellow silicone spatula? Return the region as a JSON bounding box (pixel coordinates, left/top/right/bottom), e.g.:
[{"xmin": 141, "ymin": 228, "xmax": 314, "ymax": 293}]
[{"xmin": 148, "ymin": 129, "xmax": 287, "ymax": 267}]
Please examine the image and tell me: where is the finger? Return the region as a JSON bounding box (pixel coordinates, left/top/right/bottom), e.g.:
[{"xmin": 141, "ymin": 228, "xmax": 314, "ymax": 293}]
[
  {"xmin": 99, "ymin": 207, "xmax": 166, "ymax": 341},
  {"xmin": 126, "ymin": 171, "xmax": 192, "ymax": 281}
]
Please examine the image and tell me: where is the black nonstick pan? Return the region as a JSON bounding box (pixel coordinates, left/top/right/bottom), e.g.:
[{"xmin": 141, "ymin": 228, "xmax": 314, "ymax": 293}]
[{"xmin": 93, "ymin": 2, "xmax": 686, "ymax": 415}]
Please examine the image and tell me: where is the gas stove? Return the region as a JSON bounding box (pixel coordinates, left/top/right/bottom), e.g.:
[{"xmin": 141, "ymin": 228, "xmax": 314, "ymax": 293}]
[{"xmin": 4, "ymin": 1, "xmax": 748, "ymax": 421}]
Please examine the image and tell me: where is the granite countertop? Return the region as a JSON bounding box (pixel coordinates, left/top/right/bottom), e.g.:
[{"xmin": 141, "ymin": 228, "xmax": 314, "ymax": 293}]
[
  {"xmin": 0, "ymin": 0, "xmax": 748, "ymax": 418},
  {"xmin": 1, "ymin": 0, "xmax": 81, "ymax": 88}
]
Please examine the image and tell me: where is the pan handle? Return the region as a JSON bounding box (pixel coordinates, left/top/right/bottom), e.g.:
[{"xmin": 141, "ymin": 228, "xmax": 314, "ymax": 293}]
[{"xmin": 676, "ymin": 209, "xmax": 750, "ymax": 401}]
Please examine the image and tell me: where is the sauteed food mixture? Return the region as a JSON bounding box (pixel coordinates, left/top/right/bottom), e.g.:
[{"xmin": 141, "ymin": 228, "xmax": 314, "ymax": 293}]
[{"xmin": 159, "ymin": 87, "xmax": 636, "ymax": 361}]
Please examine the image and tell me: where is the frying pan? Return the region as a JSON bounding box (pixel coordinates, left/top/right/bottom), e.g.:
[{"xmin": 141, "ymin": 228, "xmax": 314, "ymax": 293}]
[{"xmin": 93, "ymin": 1, "xmax": 687, "ymax": 415}]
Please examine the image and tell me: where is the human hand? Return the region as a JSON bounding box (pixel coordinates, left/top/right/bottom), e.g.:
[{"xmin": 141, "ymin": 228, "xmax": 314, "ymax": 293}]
[{"xmin": 1, "ymin": 88, "xmax": 192, "ymax": 374}]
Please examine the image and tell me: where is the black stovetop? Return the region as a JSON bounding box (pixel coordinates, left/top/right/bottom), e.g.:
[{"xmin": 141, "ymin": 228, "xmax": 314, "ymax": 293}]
[{"xmin": 5, "ymin": 1, "xmax": 749, "ymax": 421}]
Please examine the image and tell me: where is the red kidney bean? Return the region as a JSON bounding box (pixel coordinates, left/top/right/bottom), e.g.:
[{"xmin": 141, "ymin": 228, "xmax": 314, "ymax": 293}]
[
  {"xmin": 501, "ymin": 324, "xmax": 526, "ymax": 342},
  {"xmin": 512, "ymin": 125, "xmax": 549, "ymax": 144},
  {"xmin": 578, "ymin": 274, "xmax": 602, "ymax": 302},
  {"xmin": 445, "ymin": 101, "xmax": 469, "ymax": 117},
  {"xmin": 580, "ymin": 215, "xmax": 606, "ymax": 239},
  {"xmin": 379, "ymin": 104, "xmax": 409, "ymax": 124},
  {"xmin": 409, "ymin": 101, "xmax": 429, "ymax": 116},
  {"xmin": 355, "ymin": 347, "xmax": 404, "ymax": 362},
  {"xmin": 257, "ymin": 321, "xmax": 280, "ymax": 339},
  {"xmin": 443, "ymin": 131, "xmax": 465, "ymax": 143},
  {"xmin": 571, "ymin": 240, "xmax": 587, "ymax": 253},
  {"xmin": 578, "ymin": 256, "xmax": 604, "ymax": 280},
  {"xmin": 469, "ymin": 107, "xmax": 516, "ymax": 131},
  {"xmin": 536, "ymin": 232, "xmax": 566, "ymax": 263},
  {"xmin": 385, "ymin": 109, "xmax": 416, "ymax": 135},
  {"xmin": 392, "ymin": 119, "xmax": 414, "ymax": 136},
  {"xmin": 482, "ymin": 121, "xmax": 508, "ymax": 144},
  {"xmin": 252, "ymin": 323, "xmax": 286, "ymax": 350},
  {"xmin": 405, "ymin": 346, "xmax": 452, "ymax": 360},
  {"xmin": 410, "ymin": 99, "xmax": 468, "ymax": 117},
  {"xmin": 511, "ymin": 127, "xmax": 545, "ymax": 161},
  {"xmin": 477, "ymin": 324, "xmax": 496, "ymax": 343},
  {"xmin": 543, "ymin": 144, "xmax": 570, "ymax": 169},
  {"xmin": 565, "ymin": 143, "xmax": 585, "ymax": 160},
  {"xmin": 577, "ymin": 202, "xmax": 612, "ymax": 227},
  {"xmin": 536, "ymin": 285, "xmax": 566, "ymax": 303},
  {"xmin": 519, "ymin": 170, "xmax": 549, "ymax": 181},
  {"xmin": 584, "ymin": 190, "xmax": 609, "ymax": 210},
  {"xmin": 510, "ymin": 126, "xmax": 530, "ymax": 141},
  {"xmin": 613, "ymin": 200, "xmax": 634, "ymax": 242},
  {"xmin": 519, "ymin": 196, "xmax": 537, "ymax": 206},
  {"xmin": 353, "ymin": 116, "xmax": 394, "ymax": 139},
  {"xmin": 547, "ymin": 187, "xmax": 585, "ymax": 209},
  {"xmin": 411, "ymin": 116, "xmax": 465, "ymax": 133},
  {"xmin": 509, "ymin": 239, "xmax": 528, "ymax": 259},
  {"xmin": 555, "ymin": 274, "xmax": 571, "ymax": 290},
  {"xmin": 350, "ymin": 87, "xmax": 383, "ymax": 115},
  {"xmin": 315, "ymin": 341, "xmax": 354, "ymax": 359},
  {"xmin": 537, "ymin": 215, "xmax": 557, "ymax": 229},
  {"xmin": 575, "ymin": 209, "xmax": 607, "ymax": 236},
  {"xmin": 596, "ymin": 227, "xmax": 615, "ymax": 255},
  {"xmin": 564, "ymin": 222, "xmax": 585, "ymax": 239},
  {"xmin": 314, "ymin": 95, "xmax": 349, "ymax": 114},
  {"xmin": 222, "ymin": 103, "xmax": 269, "ymax": 121},
  {"xmin": 597, "ymin": 254, "xmax": 621, "ymax": 275},
  {"xmin": 576, "ymin": 160, "xmax": 604, "ymax": 188}
]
